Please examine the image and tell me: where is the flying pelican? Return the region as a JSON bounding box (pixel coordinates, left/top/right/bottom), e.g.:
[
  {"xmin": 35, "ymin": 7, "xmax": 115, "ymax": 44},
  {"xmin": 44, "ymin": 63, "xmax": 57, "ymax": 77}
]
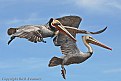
[
  {"xmin": 7, "ymin": 16, "xmax": 107, "ymax": 45},
  {"xmin": 7, "ymin": 18, "xmax": 76, "ymax": 44},
  {"xmin": 49, "ymin": 35, "xmax": 112, "ymax": 79}
]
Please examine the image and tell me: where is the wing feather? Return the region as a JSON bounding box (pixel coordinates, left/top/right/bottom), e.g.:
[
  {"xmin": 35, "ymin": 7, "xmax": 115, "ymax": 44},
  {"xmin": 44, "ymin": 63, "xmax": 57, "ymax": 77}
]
[
  {"xmin": 60, "ymin": 35, "xmax": 80, "ymax": 55},
  {"xmin": 8, "ymin": 25, "xmax": 54, "ymax": 44},
  {"xmin": 14, "ymin": 26, "xmax": 43, "ymax": 43},
  {"xmin": 56, "ymin": 16, "xmax": 82, "ymax": 27}
]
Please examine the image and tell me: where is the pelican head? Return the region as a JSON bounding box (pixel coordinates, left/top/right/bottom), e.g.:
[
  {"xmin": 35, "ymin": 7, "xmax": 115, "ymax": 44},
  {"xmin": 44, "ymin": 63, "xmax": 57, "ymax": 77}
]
[
  {"xmin": 49, "ymin": 18, "xmax": 76, "ymax": 42},
  {"xmin": 82, "ymin": 35, "xmax": 112, "ymax": 51},
  {"xmin": 48, "ymin": 18, "xmax": 58, "ymax": 32}
]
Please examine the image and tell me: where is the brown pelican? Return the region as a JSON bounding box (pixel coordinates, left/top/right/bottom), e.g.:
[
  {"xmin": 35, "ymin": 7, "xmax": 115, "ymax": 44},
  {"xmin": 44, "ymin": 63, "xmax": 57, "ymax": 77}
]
[
  {"xmin": 49, "ymin": 18, "xmax": 110, "ymax": 79},
  {"xmin": 49, "ymin": 35, "xmax": 112, "ymax": 79},
  {"xmin": 7, "ymin": 16, "xmax": 107, "ymax": 45}
]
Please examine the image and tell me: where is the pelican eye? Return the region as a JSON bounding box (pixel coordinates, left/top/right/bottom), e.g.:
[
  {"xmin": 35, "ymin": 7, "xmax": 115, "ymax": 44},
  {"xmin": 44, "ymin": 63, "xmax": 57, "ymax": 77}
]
[{"xmin": 89, "ymin": 37, "xmax": 92, "ymax": 39}]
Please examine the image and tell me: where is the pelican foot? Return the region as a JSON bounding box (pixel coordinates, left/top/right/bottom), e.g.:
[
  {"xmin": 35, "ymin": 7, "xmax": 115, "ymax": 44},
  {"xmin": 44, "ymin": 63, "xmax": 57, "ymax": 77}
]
[
  {"xmin": 42, "ymin": 40, "xmax": 46, "ymax": 43},
  {"xmin": 61, "ymin": 66, "xmax": 66, "ymax": 79},
  {"xmin": 41, "ymin": 38, "xmax": 46, "ymax": 43}
]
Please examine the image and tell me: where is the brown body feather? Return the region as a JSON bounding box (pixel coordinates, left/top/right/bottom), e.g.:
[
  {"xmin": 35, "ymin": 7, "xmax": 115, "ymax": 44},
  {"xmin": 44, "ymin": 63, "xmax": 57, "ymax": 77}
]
[{"xmin": 49, "ymin": 57, "xmax": 63, "ymax": 67}]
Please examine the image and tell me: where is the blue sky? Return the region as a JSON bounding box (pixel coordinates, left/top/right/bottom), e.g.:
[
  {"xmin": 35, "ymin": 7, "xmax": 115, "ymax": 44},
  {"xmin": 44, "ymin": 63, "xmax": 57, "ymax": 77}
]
[{"xmin": 0, "ymin": 0, "xmax": 121, "ymax": 81}]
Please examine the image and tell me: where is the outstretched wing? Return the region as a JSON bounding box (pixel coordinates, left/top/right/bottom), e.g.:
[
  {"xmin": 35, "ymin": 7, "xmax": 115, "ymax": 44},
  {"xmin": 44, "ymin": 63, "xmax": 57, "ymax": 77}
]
[
  {"xmin": 7, "ymin": 25, "xmax": 54, "ymax": 44},
  {"xmin": 56, "ymin": 16, "xmax": 82, "ymax": 28},
  {"xmin": 15, "ymin": 28, "xmax": 44, "ymax": 43},
  {"xmin": 59, "ymin": 32, "xmax": 80, "ymax": 55}
]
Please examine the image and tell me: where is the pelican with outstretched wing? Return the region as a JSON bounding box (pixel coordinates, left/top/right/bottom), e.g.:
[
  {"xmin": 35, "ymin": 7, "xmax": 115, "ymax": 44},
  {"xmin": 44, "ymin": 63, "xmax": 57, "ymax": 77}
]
[
  {"xmin": 49, "ymin": 34, "xmax": 112, "ymax": 79},
  {"xmin": 7, "ymin": 16, "xmax": 107, "ymax": 45},
  {"xmin": 7, "ymin": 18, "xmax": 76, "ymax": 44}
]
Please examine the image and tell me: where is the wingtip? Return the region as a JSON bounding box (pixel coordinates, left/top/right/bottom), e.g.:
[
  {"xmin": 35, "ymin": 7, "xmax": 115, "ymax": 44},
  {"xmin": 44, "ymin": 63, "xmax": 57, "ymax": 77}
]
[
  {"xmin": 100, "ymin": 26, "xmax": 108, "ymax": 33},
  {"xmin": 104, "ymin": 26, "xmax": 108, "ymax": 30},
  {"xmin": 90, "ymin": 26, "xmax": 108, "ymax": 34}
]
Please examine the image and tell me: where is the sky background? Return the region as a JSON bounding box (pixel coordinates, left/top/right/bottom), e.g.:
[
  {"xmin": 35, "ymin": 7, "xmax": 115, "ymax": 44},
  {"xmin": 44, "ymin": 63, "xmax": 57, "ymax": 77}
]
[{"xmin": 0, "ymin": 0, "xmax": 121, "ymax": 81}]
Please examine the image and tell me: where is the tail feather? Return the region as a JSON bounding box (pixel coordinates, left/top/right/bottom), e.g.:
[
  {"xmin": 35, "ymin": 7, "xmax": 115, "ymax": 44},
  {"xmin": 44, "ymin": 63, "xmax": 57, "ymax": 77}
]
[
  {"xmin": 7, "ymin": 28, "xmax": 18, "ymax": 35},
  {"xmin": 48, "ymin": 56, "xmax": 63, "ymax": 67}
]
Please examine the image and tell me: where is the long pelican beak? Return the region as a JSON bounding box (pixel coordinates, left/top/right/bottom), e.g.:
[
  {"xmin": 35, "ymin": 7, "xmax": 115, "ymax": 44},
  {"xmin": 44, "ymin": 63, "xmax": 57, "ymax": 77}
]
[
  {"xmin": 52, "ymin": 19, "xmax": 76, "ymax": 42},
  {"xmin": 86, "ymin": 36, "xmax": 112, "ymax": 50}
]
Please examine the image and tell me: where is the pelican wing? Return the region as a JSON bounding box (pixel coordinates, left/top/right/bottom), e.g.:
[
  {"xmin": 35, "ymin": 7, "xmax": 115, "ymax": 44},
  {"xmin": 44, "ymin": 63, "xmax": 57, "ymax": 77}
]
[
  {"xmin": 56, "ymin": 16, "xmax": 81, "ymax": 28},
  {"xmin": 7, "ymin": 25, "xmax": 54, "ymax": 44},
  {"xmin": 17, "ymin": 31, "xmax": 42, "ymax": 43},
  {"xmin": 64, "ymin": 26, "xmax": 107, "ymax": 35},
  {"xmin": 59, "ymin": 32, "xmax": 80, "ymax": 55}
]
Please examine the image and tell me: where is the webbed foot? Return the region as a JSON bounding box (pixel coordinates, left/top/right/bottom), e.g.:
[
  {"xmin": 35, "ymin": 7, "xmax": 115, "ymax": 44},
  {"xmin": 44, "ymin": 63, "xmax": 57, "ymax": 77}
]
[{"xmin": 61, "ymin": 65, "xmax": 66, "ymax": 79}]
